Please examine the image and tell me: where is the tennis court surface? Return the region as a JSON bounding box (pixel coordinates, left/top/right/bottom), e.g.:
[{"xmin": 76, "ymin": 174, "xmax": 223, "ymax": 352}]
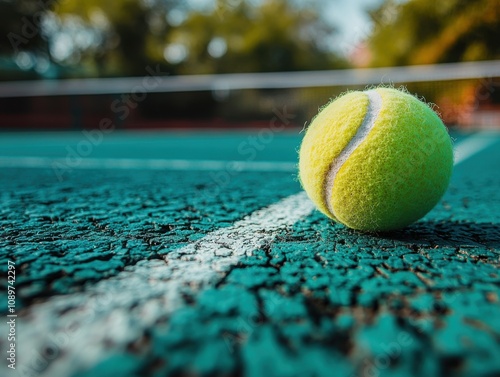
[
  {"xmin": 2, "ymin": 0, "xmax": 500, "ymax": 374},
  {"xmin": 1, "ymin": 122, "xmax": 500, "ymax": 377}
]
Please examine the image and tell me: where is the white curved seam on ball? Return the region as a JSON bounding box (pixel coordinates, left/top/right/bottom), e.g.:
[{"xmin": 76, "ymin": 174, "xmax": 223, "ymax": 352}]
[{"xmin": 324, "ymin": 90, "xmax": 383, "ymax": 219}]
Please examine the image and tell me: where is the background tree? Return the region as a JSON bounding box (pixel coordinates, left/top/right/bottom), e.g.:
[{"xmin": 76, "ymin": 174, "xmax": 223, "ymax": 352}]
[
  {"xmin": 0, "ymin": 0, "xmax": 53, "ymax": 80},
  {"xmin": 51, "ymin": 0, "xmax": 179, "ymax": 77},
  {"xmin": 367, "ymin": 0, "xmax": 500, "ymax": 67},
  {"xmin": 366, "ymin": 0, "xmax": 500, "ymax": 125},
  {"xmin": 165, "ymin": 0, "xmax": 346, "ymax": 74},
  {"xmin": 0, "ymin": 0, "xmax": 346, "ymax": 79}
]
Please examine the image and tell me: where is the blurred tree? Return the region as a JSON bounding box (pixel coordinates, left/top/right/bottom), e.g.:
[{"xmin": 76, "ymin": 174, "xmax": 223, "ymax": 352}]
[
  {"xmin": 51, "ymin": 0, "xmax": 180, "ymax": 77},
  {"xmin": 0, "ymin": 0, "xmax": 54, "ymax": 79},
  {"xmin": 167, "ymin": 0, "xmax": 346, "ymax": 74},
  {"xmin": 1, "ymin": 0, "xmax": 345, "ymax": 79},
  {"xmin": 366, "ymin": 0, "xmax": 500, "ymax": 127},
  {"xmin": 367, "ymin": 0, "xmax": 500, "ymax": 66}
]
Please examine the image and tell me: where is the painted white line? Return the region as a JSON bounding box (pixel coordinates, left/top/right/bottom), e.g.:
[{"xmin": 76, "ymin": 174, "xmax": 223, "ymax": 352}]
[
  {"xmin": 0, "ymin": 156, "xmax": 296, "ymax": 172},
  {"xmin": 17, "ymin": 192, "xmax": 314, "ymax": 377},
  {"xmin": 453, "ymin": 133, "xmax": 499, "ymax": 166}
]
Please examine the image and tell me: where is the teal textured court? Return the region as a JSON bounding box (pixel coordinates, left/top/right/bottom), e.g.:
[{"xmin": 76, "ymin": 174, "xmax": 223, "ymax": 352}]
[{"xmin": 0, "ymin": 130, "xmax": 499, "ymax": 377}]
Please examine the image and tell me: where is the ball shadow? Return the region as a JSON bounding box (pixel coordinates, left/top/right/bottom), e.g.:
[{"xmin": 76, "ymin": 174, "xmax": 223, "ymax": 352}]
[{"xmin": 376, "ymin": 220, "xmax": 500, "ymax": 250}]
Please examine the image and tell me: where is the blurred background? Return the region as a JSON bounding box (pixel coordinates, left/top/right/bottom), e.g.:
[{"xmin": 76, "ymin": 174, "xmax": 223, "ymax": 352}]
[{"xmin": 0, "ymin": 0, "xmax": 499, "ymax": 130}]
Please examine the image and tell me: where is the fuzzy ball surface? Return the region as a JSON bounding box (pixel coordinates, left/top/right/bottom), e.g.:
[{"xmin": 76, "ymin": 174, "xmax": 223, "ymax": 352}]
[{"xmin": 298, "ymin": 87, "xmax": 454, "ymax": 232}]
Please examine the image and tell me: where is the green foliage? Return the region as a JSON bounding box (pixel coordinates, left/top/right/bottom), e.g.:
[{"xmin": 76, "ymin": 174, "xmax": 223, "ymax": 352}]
[
  {"xmin": 0, "ymin": 0, "xmax": 47, "ymax": 54},
  {"xmin": 367, "ymin": 0, "xmax": 500, "ymax": 66},
  {"xmin": 0, "ymin": 0, "xmax": 346, "ymax": 79},
  {"xmin": 52, "ymin": 0, "xmax": 174, "ymax": 77},
  {"xmin": 53, "ymin": 0, "xmax": 346, "ymax": 76},
  {"xmin": 167, "ymin": 0, "xmax": 346, "ymax": 74},
  {"xmin": 0, "ymin": 0, "xmax": 52, "ymax": 79}
]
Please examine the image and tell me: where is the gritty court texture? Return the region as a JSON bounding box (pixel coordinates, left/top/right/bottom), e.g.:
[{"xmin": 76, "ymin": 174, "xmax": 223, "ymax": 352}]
[{"xmin": 0, "ymin": 130, "xmax": 499, "ymax": 377}]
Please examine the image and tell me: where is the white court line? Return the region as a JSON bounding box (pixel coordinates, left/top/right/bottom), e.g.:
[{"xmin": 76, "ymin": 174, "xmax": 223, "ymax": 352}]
[
  {"xmin": 453, "ymin": 132, "xmax": 499, "ymax": 166},
  {"xmin": 0, "ymin": 156, "xmax": 296, "ymax": 172},
  {"xmin": 15, "ymin": 192, "xmax": 314, "ymax": 377},
  {"xmin": 0, "ymin": 132, "xmax": 495, "ymax": 172}
]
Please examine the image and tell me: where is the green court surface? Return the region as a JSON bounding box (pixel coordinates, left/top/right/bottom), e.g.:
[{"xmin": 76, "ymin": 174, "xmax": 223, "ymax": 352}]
[{"xmin": 1, "ymin": 130, "xmax": 500, "ymax": 377}]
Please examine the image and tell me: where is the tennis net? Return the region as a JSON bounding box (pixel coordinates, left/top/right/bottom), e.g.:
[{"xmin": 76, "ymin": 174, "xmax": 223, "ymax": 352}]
[{"xmin": 0, "ymin": 60, "xmax": 499, "ymax": 130}]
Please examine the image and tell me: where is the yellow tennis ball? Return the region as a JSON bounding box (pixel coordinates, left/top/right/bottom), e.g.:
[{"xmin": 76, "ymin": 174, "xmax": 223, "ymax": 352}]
[{"xmin": 299, "ymin": 87, "xmax": 453, "ymax": 232}]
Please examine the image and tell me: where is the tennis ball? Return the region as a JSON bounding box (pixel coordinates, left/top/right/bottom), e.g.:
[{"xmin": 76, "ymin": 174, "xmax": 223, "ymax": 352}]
[{"xmin": 299, "ymin": 87, "xmax": 453, "ymax": 232}]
